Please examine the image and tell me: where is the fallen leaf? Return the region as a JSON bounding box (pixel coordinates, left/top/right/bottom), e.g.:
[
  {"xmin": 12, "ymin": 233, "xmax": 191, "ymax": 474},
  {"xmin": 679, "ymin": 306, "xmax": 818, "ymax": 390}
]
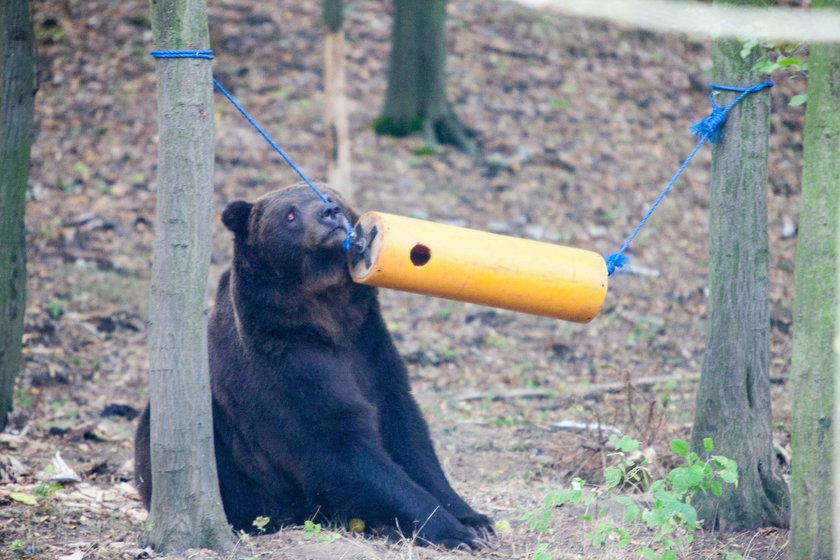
[{"xmin": 9, "ymin": 492, "xmax": 37, "ymax": 505}]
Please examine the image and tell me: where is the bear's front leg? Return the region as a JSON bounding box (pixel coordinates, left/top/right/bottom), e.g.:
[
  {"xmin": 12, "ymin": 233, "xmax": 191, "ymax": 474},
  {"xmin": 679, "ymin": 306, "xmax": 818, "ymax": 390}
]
[
  {"xmin": 358, "ymin": 314, "xmax": 495, "ymax": 538},
  {"xmin": 255, "ymin": 348, "xmax": 488, "ymax": 549}
]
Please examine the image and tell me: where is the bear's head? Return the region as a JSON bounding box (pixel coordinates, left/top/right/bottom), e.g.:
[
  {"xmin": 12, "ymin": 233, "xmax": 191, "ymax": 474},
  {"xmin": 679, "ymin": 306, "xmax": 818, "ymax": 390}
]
[{"xmin": 221, "ymin": 184, "xmax": 357, "ymax": 290}]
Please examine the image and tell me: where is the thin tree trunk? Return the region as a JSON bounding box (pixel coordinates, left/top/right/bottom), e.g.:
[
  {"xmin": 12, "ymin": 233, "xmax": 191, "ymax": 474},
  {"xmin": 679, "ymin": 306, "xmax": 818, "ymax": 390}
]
[
  {"xmin": 323, "ymin": 0, "xmax": 353, "ymax": 200},
  {"xmin": 0, "ymin": 1, "xmax": 36, "ymax": 432},
  {"xmin": 142, "ymin": 0, "xmax": 232, "ymax": 552},
  {"xmin": 690, "ymin": 3, "xmax": 790, "ymax": 529},
  {"xmin": 790, "ymin": 3, "xmax": 840, "ymax": 557},
  {"xmin": 375, "ymin": 0, "xmax": 475, "ymax": 154}
]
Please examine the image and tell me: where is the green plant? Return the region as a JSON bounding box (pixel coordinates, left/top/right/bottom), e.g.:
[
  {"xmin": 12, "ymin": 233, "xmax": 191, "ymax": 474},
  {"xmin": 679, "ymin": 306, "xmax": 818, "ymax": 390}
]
[
  {"xmin": 412, "ymin": 144, "xmax": 437, "ymax": 157},
  {"xmin": 483, "ymin": 334, "xmax": 511, "ymax": 349},
  {"xmin": 522, "ymin": 436, "xmax": 739, "ymax": 560},
  {"xmin": 302, "ymin": 520, "xmax": 340, "ymax": 543},
  {"xmin": 532, "ymin": 542, "xmax": 552, "ymax": 560},
  {"xmin": 604, "ymin": 435, "xmax": 652, "ymax": 492},
  {"xmin": 252, "ymin": 516, "xmax": 270, "ymax": 533},
  {"xmin": 15, "ymin": 388, "xmax": 31, "ymax": 409},
  {"xmin": 33, "ymin": 482, "xmax": 62, "ymax": 500},
  {"xmin": 236, "ymin": 529, "xmax": 251, "ymax": 544},
  {"xmin": 47, "ymin": 297, "xmax": 68, "ymax": 319},
  {"xmin": 740, "ymin": 40, "xmax": 808, "ymax": 106}
]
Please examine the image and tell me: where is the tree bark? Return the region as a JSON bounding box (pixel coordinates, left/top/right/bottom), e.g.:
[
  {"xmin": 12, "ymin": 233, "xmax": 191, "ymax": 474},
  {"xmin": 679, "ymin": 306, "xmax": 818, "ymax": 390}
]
[
  {"xmin": 375, "ymin": 0, "xmax": 475, "ymax": 154},
  {"xmin": 690, "ymin": 1, "xmax": 790, "ymax": 530},
  {"xmin": 323, "ymin": 0, "xmax": 353, "ymax": 200},
  {"xmin": 0, "ymin": 1, "xmax": 36, "ymax": 432},
  {"xmin": 790, "ymin": 3, "xmax": 840, "ymax": 557},
  {"xmin": 142, "ymin": 0, "xmax": 232, "ymax": 552}
]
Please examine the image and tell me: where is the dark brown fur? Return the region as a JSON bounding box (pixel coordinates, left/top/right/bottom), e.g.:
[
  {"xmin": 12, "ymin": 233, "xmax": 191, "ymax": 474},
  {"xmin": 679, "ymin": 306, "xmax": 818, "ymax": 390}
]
[{"xmin": 135, "ymin": 185, "xmax": 492, "ymax": 548}]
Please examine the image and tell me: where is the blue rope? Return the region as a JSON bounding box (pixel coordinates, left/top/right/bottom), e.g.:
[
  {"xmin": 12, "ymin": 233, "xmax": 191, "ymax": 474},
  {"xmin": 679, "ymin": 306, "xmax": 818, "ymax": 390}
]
[
  {"xmin": 604, "ymin": 81, "xmax": 773, "ymax": 276},
  {"xmin": 149, "ymin": 49, "xmax": 356, "ymax": 250},
  {"xmin": 150, "ymin": 50, "xmax": 215, "ymax": 60}
]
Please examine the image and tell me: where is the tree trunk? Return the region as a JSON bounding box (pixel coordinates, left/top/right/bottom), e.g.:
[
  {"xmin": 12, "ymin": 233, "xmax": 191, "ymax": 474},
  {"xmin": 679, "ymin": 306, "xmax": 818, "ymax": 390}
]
[
  {"xmin": 0, "ymin": 1, "xmax": 36, "ymax": 433},
  {"xmin": 323, "ymin": 0, "xmax": 353, "ymax": 200},
  {"xmin": 689, "ymin": 2, "xmax": 790, "ymax": 530},
  {"xmin": 375, "ymin": 0, "xmax": 475, "ymax": 154},
  {"xmin": 790, "ymin": 4, "xmax": 840, "ymax": 557},
  {"xmin": 142, "ymin": 0, "xmax": 232, "ymax": 553}
]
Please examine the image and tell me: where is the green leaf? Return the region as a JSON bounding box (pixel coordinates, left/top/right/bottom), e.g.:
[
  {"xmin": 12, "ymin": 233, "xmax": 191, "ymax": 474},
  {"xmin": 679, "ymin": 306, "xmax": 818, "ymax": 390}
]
[
  {"xmin": 777, "ymin": 57, "xmax": 799, "ymax": 67},
  {"xmin": 752, "ymin": 60, "xmax": 780, "ymax": 74},
  {"xmin": 676, "ymin": 502, "xmax": 698, "ymax": 527},
  {"xmin": 703, "ymin": 438, "xmax": 714, "ymax": 452},
  {"xmin": 712, "ymin": 456, "xmax": 739, "ymax": 484},
  {"xmin": 532, "ymin": 543, "xmax": 552, "ymax": 560},
  {"xmin": 670, "ymin": 439, "xmax": 689, "ymax": 457},
  {"xmin": 740, "ymin": 38, "xmax": 758, "ymax": 59},
  {"xmin": 10, "ymin": 492, "xmax": 37, "ymax": 505},
  {"xmin": 710, "ymin": 480, "xmax": 723, "ymax": 496},
  {"xmin": 616, "ymin": 527, "xmax": 632, "ymax": 547},
  {"xmin": 661, "ymin": 550, "xmax": 678, "ymax": 560},
  {"xmin": 494, "ymin": 519, "xmax": 511, "ymax": 533},
  {"xmin": 789, "ymin": 94, "xmax": 808, "ymax": 107},
  {"xmin": 252, "ymin": 516, "xmax": 270, "ymax": 532},
  {"xmin": 648, "ymin": 479, "xmax": 666, "ymax": 495},
  {"xmin": 668, "ymin": 465, "xmax": 703, "ymax": 495},
  {"xmin": 641, "ymin": 546, "xmax": 658, "ymax": 560},
  {"xmin": 605, "ymin": 465, "xmax": 622, "ymax": 489},
  {"xmin": 616, "ymin": 435, "xmax": 640, "ymax": 453}
]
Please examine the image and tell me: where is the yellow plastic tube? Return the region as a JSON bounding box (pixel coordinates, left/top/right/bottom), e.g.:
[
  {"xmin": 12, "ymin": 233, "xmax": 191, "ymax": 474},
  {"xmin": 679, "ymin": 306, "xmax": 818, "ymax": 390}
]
[{"xmin": 349, "ymin": 212, "xmax": 608, "ymax": 323}]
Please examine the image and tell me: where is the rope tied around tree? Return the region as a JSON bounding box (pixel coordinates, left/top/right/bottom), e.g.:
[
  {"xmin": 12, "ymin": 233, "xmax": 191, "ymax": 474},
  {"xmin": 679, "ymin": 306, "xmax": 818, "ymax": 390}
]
[
  {"xmin": 604, "ymin": 80, "xmax": 773, "ymax": 276},
  {"xmin": 149, "ymin": 50, "xmax": 357, "ymax": 251}
]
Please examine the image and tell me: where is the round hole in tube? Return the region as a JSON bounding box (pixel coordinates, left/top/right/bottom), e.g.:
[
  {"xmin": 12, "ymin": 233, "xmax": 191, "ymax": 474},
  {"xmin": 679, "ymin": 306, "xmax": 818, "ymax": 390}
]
[{"xmin": 410, "ymin": 244, "xmax": 431, "ymax": 266}]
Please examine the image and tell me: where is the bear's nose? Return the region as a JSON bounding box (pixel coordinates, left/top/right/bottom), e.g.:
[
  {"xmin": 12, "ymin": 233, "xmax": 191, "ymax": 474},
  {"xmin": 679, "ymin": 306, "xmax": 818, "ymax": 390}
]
[{"xmin": 320, "ymin": 202, "xmax": 344, "ymax": 225}]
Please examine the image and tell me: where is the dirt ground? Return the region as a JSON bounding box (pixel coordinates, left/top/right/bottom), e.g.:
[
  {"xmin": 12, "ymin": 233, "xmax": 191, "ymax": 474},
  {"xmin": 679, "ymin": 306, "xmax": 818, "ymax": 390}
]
[{"xmin": 1, "ymin": 0, "xmax": 804, "ymax": 558}]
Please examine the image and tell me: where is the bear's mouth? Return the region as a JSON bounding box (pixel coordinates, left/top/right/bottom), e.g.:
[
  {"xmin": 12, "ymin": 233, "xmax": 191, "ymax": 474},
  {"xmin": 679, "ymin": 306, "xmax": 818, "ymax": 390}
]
[{"xmin": 321, "ymin": 225, "xmax": 349, "ymax": 246}]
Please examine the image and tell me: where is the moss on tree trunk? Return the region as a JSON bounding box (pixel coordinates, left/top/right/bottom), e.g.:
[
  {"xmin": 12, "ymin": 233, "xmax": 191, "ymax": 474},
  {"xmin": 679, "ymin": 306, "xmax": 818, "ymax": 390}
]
[
  {"xmin": 0, "ymin": 1, "xmax": 36, "ymax": 432},
  {"xmin": 790, "ymin": 2, "xmax": 840, "ymax": 557},
  {"xmin": 374, "ymin": 0, "xmax": 475, "ymax": 154},
  {"xmin": 142, "ymin": 0, "xmax": 232, "ymax": 553},
  {"xmin": 689, "ymin": 0, "xmax": 790, "ymax": 530}
]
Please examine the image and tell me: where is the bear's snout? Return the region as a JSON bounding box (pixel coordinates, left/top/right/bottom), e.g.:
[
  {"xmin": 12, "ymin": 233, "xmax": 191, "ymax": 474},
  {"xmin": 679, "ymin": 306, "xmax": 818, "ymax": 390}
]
[
  {"xmin": 319, "ymin": 202, "xmax": 353, "ymax": 239},
  {"xmin": 319, "ymin": 202, "xmax": 344, "ymax": 226}
]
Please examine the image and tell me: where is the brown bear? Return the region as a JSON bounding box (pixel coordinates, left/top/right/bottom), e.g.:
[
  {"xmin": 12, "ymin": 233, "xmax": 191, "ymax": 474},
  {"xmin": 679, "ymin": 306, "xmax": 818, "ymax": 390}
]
[{"xmin": 135, "ymin": 184, "xmax": 492, "ymax": 549}]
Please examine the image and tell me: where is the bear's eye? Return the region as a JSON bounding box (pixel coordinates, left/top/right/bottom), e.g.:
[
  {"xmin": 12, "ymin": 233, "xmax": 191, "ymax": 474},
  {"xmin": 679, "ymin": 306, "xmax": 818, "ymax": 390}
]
[{"xmin": 286, "ymin": 210, "xmax": 296, "ymax": 222}]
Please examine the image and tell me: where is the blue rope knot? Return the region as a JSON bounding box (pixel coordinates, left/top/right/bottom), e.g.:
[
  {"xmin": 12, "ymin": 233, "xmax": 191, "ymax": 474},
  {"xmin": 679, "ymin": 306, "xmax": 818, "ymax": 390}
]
[
  {"xmin": 148, "ymin": 49, "xmax": 356, "ymax": 251},
  {"xmin": 604, "ymin": 80, "xmax": 773, "ymax": 276},
  {"xmin": 604, "ymin": 253, "xmax": 628, "ymax": 276},
  {"xmin": 690, "ymin": 106, "xmax": 727, "ymax": 144}
]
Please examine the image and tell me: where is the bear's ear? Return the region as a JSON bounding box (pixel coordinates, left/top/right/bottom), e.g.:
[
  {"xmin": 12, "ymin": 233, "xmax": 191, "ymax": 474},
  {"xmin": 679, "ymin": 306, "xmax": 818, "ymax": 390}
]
[{"xmin": 222, "ymin": 200, "xmax": 253, "ymax": 238}]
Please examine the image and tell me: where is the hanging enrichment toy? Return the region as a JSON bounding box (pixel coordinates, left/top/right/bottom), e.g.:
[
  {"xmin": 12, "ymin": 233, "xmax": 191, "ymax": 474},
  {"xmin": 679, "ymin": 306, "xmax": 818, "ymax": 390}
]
[
  {"xmin": 149, "ymin": 52, "xmax": 774, "ymax": 325},
  {"xmin": 348, "ymin": 212, "xmax": 608, "ymax": 323}
]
